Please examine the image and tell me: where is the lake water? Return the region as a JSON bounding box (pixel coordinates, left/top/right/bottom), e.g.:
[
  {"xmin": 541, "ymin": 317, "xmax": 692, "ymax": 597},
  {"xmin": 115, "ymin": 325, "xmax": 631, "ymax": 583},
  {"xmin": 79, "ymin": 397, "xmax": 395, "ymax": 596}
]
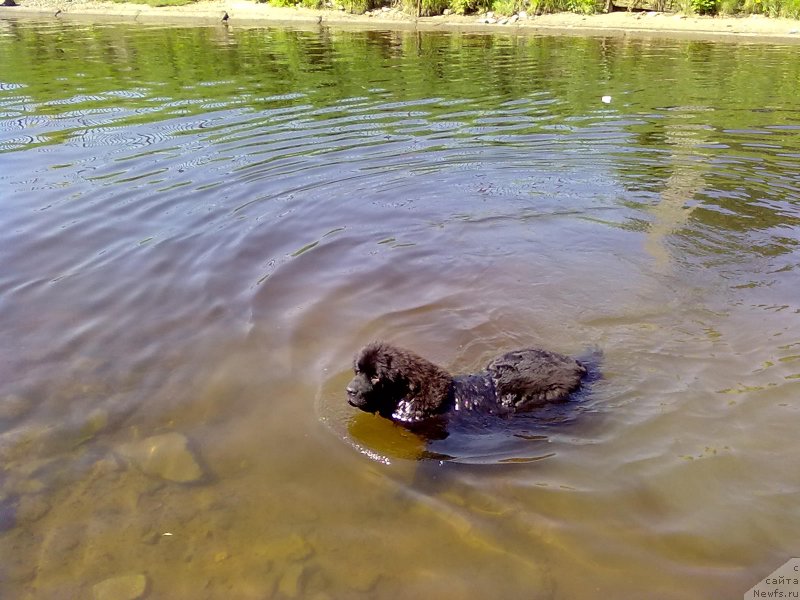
[{"xmin": 1, "ymin": 18, "xmax": 799, "ymax": 599}]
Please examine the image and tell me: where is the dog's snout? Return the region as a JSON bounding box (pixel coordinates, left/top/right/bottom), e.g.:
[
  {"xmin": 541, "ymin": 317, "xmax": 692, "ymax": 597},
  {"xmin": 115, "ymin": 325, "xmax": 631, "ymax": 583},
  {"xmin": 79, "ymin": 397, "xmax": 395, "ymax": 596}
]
[{"xmin": 346, "ymin": 383, "xmax": 364, "ymax": 408}]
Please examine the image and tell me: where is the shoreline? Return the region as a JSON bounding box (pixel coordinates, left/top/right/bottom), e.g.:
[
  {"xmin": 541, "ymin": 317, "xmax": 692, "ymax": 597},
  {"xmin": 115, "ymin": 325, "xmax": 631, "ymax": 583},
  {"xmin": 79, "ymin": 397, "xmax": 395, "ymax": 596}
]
[{"xmin": 3, "ymin": 0, "xmax": 800, "ymax": 42}]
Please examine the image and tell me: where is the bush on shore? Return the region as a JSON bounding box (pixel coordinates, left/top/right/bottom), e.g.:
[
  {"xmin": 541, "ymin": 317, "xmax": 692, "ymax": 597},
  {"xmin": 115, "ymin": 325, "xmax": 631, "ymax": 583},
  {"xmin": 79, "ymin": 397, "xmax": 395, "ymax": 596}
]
[
  {"xmin": 719, "ymin": 0, "xmax": 800, "ymax": 17},
  {"xmin": 259, "ymin": 0, "xmax": 799, "ymax": 18},
  {"xmin": 260, "ymin": 0, "xmax": 604, "ymax": 13},
  {"xmin": 113, "ymin": 0, "xmax": 198, "ymax": 6}
]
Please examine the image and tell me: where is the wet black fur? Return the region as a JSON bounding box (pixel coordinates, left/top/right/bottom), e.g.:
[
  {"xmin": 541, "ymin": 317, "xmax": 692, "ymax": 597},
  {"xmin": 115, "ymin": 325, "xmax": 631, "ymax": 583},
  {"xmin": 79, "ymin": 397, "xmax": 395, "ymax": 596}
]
[{"xmin": 346, "ymin": 342, "xmax": 587, "ymax": 432}]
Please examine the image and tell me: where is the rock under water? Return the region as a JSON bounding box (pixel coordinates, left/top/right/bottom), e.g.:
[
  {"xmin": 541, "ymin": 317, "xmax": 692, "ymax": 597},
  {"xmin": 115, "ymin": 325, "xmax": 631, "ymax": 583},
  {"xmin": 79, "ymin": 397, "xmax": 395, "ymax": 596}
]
[{"xmin": 117, "ymin": 432, "xmax": 203, "ymax": 483}]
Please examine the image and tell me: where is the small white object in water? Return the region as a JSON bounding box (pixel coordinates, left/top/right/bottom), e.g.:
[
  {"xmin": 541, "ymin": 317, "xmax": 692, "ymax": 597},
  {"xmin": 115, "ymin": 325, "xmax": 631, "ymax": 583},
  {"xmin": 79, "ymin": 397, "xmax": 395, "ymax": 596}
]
[{"xmin": 601, "ymin": 95, "xmax": 612, "ymax": 104}]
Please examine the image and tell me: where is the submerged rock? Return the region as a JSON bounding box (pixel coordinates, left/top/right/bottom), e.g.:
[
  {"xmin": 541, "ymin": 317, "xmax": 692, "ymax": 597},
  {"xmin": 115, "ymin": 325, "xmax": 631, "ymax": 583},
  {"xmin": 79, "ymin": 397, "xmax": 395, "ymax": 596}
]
[
  {"xmin": 38, "ymin": 523, "xmax": 84, "ymax": 573},
  {"xmin": 92, "ymin": 574, "xmax": 147, "ymax": 600},
  {"xmin": 16, "ymin": 494, "xmax": 51, "ymax": 523},
  {"xmin": 117, "ymin": 432, "xmax": 203, "ymax": 483},
  {"xmin": 91, "ymin": 454, "xmax": 122, "ymax": 478},
  {"xmin": 0, "ymin": 394, "xmax": 32, "ymax": 422},
  {"xmin": 259, "ymin": 533, "xmax": 313, "ymax": 562},
  {"xmin": 0, "ymin": 495, "xmax": 16, "ymax": 532},
  {"xmin": 278, "ymin": 563, "xmax": 306, "ymax": 598},
  {"xmin": 71, "ymin": 407, "xmax": 109, "ymax": 447}
]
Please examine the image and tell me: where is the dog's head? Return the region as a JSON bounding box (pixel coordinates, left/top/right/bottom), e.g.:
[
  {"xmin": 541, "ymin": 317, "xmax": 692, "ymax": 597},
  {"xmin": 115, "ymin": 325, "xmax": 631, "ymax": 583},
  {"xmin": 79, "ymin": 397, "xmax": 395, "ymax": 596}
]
[
  {"xmin": 346, "ymin": 342, "xmax": 408, "ymax": 417},
  {"xmin": 346, "ymin": 342, "xmax": 455, "ymax": 424}
]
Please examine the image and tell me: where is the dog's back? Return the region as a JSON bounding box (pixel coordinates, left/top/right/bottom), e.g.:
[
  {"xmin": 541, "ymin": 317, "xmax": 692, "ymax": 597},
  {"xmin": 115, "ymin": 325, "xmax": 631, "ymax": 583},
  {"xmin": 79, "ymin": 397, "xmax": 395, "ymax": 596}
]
[{"xmin": 486, "ymin": 348, "xmax": 586, "ymax": 411}]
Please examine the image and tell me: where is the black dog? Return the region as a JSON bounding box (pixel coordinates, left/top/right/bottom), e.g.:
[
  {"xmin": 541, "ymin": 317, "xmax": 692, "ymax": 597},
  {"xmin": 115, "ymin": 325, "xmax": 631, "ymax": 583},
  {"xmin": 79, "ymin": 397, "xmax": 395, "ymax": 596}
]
[{"xmin": 346, "ymin": 342, "xmax": 586, "ymax": 433}]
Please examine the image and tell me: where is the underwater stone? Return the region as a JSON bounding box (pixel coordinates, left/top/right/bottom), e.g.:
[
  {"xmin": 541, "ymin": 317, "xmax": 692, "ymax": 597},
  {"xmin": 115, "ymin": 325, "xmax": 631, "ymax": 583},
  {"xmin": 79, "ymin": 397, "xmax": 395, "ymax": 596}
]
[
  {"xmin": 0, "ymin": 496, "xmax": 16, "ymax": 532},
  {"xmin": 262, "ymin": 533, "xmax": 313, "ymax": 562},
  {"xmin": 92, "ymin": 574, "xmax": 147, "ymax": 600},
  {"xmin": 16, "ymin": 494, "xmax": 51, "ymax": 523},
  {"xmin": 38, "ymin": 523, "xmax": 83, "ymax": 573},
  {"xmin": 117, "ymin": 432, "xmax": 203, "ymax": 483},
  {"xmin": 68, "ymin": 408, "xmax": 110, "ymax": 447},
  {"xmin": 283, "ymin": 536, "xmax": 313, "ymax": 562},
  {"xmin": 0, "ymin": 394, "xmax": 32, "ymax": 422},
  {"xmin": 278, "ymin": 563, "xmax": 306, "ymax": 598},
  {"xmin": 91, "ymin": 454, "xmax": 122, "ymax": 478},
  {"xmin": 83, "ymin": 408, "xmax": 109, "ymax": 435},
  {"xmin": 11, "ymin": 476, "xmax": 46, "ymax": 496},
  {"xmin": 349, "ymin": 569, "xmax": 380, "ymax": 593}
]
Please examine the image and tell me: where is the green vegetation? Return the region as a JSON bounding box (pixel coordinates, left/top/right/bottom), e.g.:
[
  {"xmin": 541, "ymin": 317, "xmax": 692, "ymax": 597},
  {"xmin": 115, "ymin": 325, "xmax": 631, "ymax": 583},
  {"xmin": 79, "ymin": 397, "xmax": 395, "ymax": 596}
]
[
  {"xmin": 526, "ymin": 0, "xmax": 598, "ymax": 13},
  {"xmin": 400, "ymin": 0, "xmax": 450, "ymax": 15},
  {"xmin": 259, "ymin": 0, "xmax": 377, "ymax": 12},
  {"xmin": 87, "ymin": 0, "xmax": 797, "ymax": 16},
  {"xmin": 343, "ymin": 0, "xmax": 375, "ymax": 12},
  {"xmin": 114, "ymin": 0, "xmax": 800, "ymax": 16},
  {"xmin": 269, "ymin": 0, "xmax": 601, "ymax": 13},
  {"xmin": 689, "ymin": 0, "xmax": 717, "ymax": 13},
  {"xmin": 490, "ymin": 0, "xmax": 520, "ymax": 14},
  {"xmin": 444, "ymin": 0, "xmax": 492, "ymax": 14},
  {"xmin": 110, "ymin": 0, "xmax": 195, "ymax": 6},
  {"xmin": 719, "ymin": 0, "xmax": 800, "ymax": 16},
  {"xmin": 251, "ymin": 0, "xmax": 800, "ymax": 17}
]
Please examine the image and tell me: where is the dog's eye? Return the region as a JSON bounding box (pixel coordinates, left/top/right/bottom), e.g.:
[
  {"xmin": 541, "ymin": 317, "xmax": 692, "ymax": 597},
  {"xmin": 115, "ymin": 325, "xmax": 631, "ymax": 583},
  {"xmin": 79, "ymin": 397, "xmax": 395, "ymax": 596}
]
[{"xmin": 370, "ymin": 375, "xmax": 380, "ymax": 384}]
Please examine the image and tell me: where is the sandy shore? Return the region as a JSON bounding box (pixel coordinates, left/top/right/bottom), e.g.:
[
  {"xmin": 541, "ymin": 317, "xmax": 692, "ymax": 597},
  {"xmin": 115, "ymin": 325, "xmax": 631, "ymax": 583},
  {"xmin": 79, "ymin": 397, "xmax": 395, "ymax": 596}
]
[{"xmin": 2, "ymin": 0, "xmax": 800, "ymax": 42}]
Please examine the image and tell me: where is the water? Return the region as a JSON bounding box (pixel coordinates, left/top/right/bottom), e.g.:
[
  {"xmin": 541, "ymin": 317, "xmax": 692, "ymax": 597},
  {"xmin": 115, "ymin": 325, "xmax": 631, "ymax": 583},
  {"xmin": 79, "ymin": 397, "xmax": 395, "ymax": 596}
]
[{"xmin": 1, "ymin": 19, "xmax": 799, "ymax": 599}]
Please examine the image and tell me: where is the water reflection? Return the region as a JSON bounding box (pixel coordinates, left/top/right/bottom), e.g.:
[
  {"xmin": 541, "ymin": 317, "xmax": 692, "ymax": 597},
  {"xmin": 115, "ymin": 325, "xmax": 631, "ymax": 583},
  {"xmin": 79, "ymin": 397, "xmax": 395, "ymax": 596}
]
[{"xmin": 1, "ymin": 20, "xmax": 800, "ymax": 600}]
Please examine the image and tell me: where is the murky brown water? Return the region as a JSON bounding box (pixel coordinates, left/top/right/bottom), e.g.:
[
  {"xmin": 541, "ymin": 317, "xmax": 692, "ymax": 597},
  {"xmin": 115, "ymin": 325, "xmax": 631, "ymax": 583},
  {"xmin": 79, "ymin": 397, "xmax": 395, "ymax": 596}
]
[{"xmin": 1, "ymin": 20, "xmax": 799, "ymax": 599}]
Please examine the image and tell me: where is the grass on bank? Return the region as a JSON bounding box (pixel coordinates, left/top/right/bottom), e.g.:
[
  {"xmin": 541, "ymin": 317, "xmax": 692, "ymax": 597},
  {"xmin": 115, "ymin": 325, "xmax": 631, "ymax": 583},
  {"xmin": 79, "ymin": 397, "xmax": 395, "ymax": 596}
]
[
  {"xmin": 718, "ymin": 0, "xmax": 800, "ymax": 16},
  {"xmin": 267, "ymin": 0, "xmax": 605, "ymax": 14},
  {"xmin": 113, "ymin": 0, "xmax": 800, "ymax": 20},
  {"xmin": 111, "ymin": 0, "xmax": 196, "ymax": 7},
  {"xmin": 263, "ymin": 0, "xmax": 800, "ymax": 16}
]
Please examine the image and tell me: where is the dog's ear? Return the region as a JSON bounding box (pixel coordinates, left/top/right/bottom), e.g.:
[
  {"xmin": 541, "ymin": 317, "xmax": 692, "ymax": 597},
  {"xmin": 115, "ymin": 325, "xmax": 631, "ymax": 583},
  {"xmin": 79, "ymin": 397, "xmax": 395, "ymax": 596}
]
[
  {"xmin": 367, "ymin": 347, "xmax": 404, "ymax": 389},
  {"xmin": 374, "ymin": 349, "xmax": 394, "ymax": 383},
  {"xmin": 356, "ymin": 343, "xmax": 409, "ymax": 389},
  {"xmin": 354, "ymin": 344, "xmax": 379, "ymax": 375}
]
